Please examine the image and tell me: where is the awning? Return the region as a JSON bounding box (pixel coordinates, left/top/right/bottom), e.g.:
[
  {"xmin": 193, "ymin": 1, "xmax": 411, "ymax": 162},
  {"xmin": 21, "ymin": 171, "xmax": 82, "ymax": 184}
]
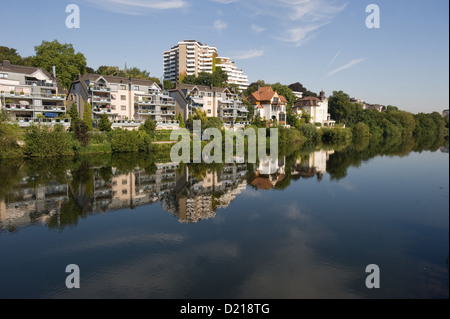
[
  {"xmin": 219, "ymin": 99, "xmax": 233, "ymax": 104},
  {"xmin": 45, "ymin": 112, "xmax": 58, "ymax": 118},
  {"xmin": 160, "ymin": 95, "xmax": 173, "ymax": 99},
  {"xmin": 191, "ymin": 98, "xmax": 204, "ymax": 104},
  {"xmin": 19, "ymin": 101, "xmax": 30, "ymax": 106}
]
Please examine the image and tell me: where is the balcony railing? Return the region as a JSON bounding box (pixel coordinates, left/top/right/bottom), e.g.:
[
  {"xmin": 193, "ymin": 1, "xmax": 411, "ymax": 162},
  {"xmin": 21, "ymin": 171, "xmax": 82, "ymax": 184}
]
[
  {"xmin": 4, "ymin": 105, "xmax": 66, "ymax": 112},
  {"xmin": 90, "ymin": 86, "xmax": 111, "ymax": 92},
  {"xmin": 25, "ymin": 81, "xmax": 57, "ymax": 87},
  {"xmin": 93, "ymin": 97, "xmax": 111, "ymax": 103},
  {"xmin": 10, "ymin": 117, "xmax": 71, "ymax": 127}
]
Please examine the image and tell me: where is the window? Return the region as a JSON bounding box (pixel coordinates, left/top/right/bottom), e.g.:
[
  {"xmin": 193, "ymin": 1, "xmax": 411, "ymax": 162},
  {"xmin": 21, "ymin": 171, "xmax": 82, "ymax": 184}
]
[
  {"xmin": 208, "ymin": 109, "xmax": 212, "ymax": 114},
  {"xmin": 111, "ymin": 94, "xmax": 116, "ymax": 100},
  {"xmin": 121, "ymin": 105, "xmax": 126, "ymax": 111},
  {"xmin": 217, "ymin": 93, "xmax": 221, "ymax": 98},
  {"xmin": 0, "ymin": 73, "xmax": 8, "ymax": 79},
  {"xmin": 111, "ymin": 106, "xmax": 116, "ymax": 110},
  {"xmin": 121, "ymin": 95, "xmax": 126, "ymax": 100},
  {"xmin": 122, "ymin": 190, "xmax": 128, "ymax": 195},
  {"xmin": 120, "ymin": 85, "xmax": 127, "ymax": 90},
  {"xmin": 207, "ymin": 93, "xmax": 212, "ymax": 97},
  {"xmin": 122, "ymin": 179, "xmax": 128, "ymax": 185},
  {"xmin": 134, "ymin": 86, "xmax": 139, "ymax": 91}
]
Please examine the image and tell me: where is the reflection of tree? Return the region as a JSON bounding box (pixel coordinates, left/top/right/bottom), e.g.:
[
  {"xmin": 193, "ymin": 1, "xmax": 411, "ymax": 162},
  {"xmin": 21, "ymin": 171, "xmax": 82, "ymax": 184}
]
[{"xmin": 0, "ymin": 160, "xmax": 24, "ymax": 201}]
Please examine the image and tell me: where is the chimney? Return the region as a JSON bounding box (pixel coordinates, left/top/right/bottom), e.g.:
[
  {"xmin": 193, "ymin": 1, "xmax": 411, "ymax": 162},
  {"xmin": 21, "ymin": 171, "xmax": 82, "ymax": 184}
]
[
  {"xmin": 52, "ymin": 66, "xmax": 56, "ymax": 78},
  {"xmin": 2, "ymin": 60, "xmax": 11, "ymax": 69},
  {"xmin": 76, "ymin": 74, "xmax": 81, "ymax": 81}
]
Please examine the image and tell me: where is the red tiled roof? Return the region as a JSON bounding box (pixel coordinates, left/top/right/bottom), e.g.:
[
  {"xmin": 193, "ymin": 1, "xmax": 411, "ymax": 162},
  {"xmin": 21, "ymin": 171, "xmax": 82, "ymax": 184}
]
[{"xmin": 251, "ymin": 87, "xmax": 275, "ymax": 102}]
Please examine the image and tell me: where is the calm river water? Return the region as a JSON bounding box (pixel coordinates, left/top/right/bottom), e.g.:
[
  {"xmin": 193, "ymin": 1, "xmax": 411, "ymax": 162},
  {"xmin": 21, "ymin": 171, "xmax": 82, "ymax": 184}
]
[{"xmin": 0, "ymin": 138, "xmax": 448, "ymax": 299}]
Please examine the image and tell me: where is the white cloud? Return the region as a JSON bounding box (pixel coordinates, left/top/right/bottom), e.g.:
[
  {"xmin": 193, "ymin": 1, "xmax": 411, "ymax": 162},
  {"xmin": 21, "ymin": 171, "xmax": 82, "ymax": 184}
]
[
  {"xmin": 233, "ymin": 49, "xmax": 265, "ymax": 60},
  {"xmin": 327, "ymin": 58, "xmax": 365, "ymax": 77},
  {"xmin": 281, "ymin": 23, "xmax": 329, "ymax": 46},
  {"xmin": 327, "ymin": 51, "xmax": 340, "ymax": 69},
  {"xmin": 251, "ymin": 24, "xmax": 265, "ymax": 34},
  {"xmin": 214, "ymin": 19, "xmax": 228, "ymax": 33},
  {"xmin": 211, "ymin": 0, "xmax": 239, "ymax": 3},
  {"xmin": 84, "ymin": 0, "xmax": 188, "ymax": 15}
]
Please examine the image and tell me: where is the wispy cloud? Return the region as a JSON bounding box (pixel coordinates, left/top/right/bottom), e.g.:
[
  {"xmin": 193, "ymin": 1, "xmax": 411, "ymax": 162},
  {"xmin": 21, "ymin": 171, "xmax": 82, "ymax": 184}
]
[
  {"xmin": 214, "ymin": 19, "xmax": 228, "ymax": 33},
  {"xmin": 327, "ymin": 58, "xmax": 365, "ymax": 77},
  {"xmin": 251, "ymin": 24, "xmax": 265, "ymax": 34},
  {"xmin": 211, "ymin": 0, "xmax": 239, "ymax": 3},
  {"xmin": 240, "ymin": 0, "xmax": 347, "ymax": 46},
  {"xmin": 327, "ymin": 51, "xmax": 340, "ymax": 69},
  {"xmin": 84, "ymin": 0, "xmax": 188, "ymax": 15},
  {"xmin": 233, "ymin": 49, "xmax": 265, "ymax": 60}
]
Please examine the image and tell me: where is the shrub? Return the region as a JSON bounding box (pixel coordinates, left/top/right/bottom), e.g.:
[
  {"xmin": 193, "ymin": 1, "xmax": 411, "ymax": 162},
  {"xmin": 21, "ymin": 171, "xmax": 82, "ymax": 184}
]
[
  {"xmin": 110, "ymin": 129, "xmax": 151, "ymax": 153},
  {"xmin": 353, "ymin": 122, "xmax": 371, "ymax": 138},
  {"xmin": 24, "ymin": 124, "xmax": 73, "ymax": 157},
  {"xmin": 297, "ymin": 123, "xmax": 319, "ymax": 142}
]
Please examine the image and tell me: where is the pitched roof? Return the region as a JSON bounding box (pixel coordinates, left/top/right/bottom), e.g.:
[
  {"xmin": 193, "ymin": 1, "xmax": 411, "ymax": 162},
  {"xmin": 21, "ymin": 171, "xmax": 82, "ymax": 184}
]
[
  {"xmin": 1, "ymin": 60, "xmax": 53, "ymax": 78},
  {"xmin": 176, "ymin": 83, "xmax": 231, "ymax": 94},
  {"xmin": 79, "ymin": 73, "xmax": 156, "ymax": 86},
  {"xmin": 294, "ymin": 96, "xmax": 322, "ymax": 107},
  {"xmin": 251, "ymin": 86, "xmax": 275, "ymax": 102}
]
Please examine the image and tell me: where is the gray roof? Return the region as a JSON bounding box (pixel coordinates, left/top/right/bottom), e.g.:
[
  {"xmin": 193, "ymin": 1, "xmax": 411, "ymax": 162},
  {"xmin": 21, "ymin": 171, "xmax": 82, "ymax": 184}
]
[{"xmin": 1, "ymin": 60, "xmax": 53, "ymax": 78}]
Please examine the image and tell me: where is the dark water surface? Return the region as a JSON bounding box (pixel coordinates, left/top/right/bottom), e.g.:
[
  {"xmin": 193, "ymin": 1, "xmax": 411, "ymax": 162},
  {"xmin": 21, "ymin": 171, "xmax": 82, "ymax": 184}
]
[{"xmin": 0, "ymin": 140, "xmax": 448, "ymax": 299}]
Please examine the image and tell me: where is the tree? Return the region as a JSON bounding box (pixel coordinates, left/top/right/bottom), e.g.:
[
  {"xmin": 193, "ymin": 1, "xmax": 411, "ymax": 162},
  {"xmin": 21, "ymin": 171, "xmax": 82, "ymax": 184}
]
[
  {"xmin": 98, "ymin": 114, "xmax": 112, "ymax": 132},
  {"xmin": 32, "ymin": 40, "xmax": 87, "ymax": 89},
  {"xmin": 177, "ymin": 113, "xmax": 185, "ymax": 128},
  {"xmin": 83, "ymin": 103, "xmax": 93, "ymax": 131},
  {"xmin": 140, "ymin": 118, "xmax": 157, "ymax": 139},
  {"xmin": 181, "ymin": 70, "xmax": 228, "ymax": 88},
  {"xmin": 205, "ymin": 117, "xmax": 224, "ymax": 130},
  {"xmin": 242, "ymin": 99, "xmax": 255, "ymax": 120},
  {"xmin": 68, "ymin": 102, "xmax": 80, "ymax": 132},
  {"xmin": 74, "ymin": 120, "xmax": 90, "ymax": 147},
  {"xmin": 244, "ymin": 80, "xmax": 267, "ymax": 97},
  {"xmin": 0, "ymin": 46, "xmax": 24, "ymax": 65},
  {"xmin": 328, "ymin": 91, "xmax": 358, "ymax": 124},
  {"xmin": 163, "ymin": 80, "xmax": 175, "ymax": 90}
]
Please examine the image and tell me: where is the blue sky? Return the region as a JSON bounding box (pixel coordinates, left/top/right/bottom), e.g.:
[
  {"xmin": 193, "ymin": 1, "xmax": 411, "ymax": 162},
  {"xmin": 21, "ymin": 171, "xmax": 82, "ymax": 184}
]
[{"xmin": 0, "ymin": 0, "xmax": 448, "ymax": 113}]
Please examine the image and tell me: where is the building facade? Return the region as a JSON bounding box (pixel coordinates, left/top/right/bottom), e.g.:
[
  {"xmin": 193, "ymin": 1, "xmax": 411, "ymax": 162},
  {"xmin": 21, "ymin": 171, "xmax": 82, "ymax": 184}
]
[
  {"xmin": 68, "ymin": 74, "xmax": 178, "ymax": 130},
  {"xmin": 0, "ymin": 60, "xmax": 68, "ymax": 127},
  {"xmin": 169, "ymin": 83, "xmax": 249, "ymax": 129},
  {"xmin": 247, "ymin": 86, "xmax": 287, "ymax": 125},
  {"xmin": 293, "ymin": 91, "xmax": 335, "ymax": 126},
  {"xmin": 163, "ymin": 40, "xmax": 217, "ymax": 84},
  {"xmin": 215, "ymin": 57, "xmax": 249, "ymax": 92}
]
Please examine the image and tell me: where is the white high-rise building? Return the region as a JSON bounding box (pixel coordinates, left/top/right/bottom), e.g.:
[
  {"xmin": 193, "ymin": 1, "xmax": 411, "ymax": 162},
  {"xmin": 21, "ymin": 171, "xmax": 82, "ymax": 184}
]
[
  {"xmin": 163, "ymin": 40, "xmax": 218, "ymax": 84},
  {"xmin": 215, "ymin": 57, "xmax": 249, "ymax": 92}
]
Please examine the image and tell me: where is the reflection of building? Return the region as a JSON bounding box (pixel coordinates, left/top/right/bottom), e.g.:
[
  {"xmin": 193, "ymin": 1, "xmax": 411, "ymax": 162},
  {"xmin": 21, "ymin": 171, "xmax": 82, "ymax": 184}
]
[
  {"xmin": 291, "ymin": 150, "xmax": 334, "ymax": 181},
  {"xmin": 162, "ymin": 163, "xmax": 248, "ymax": 223},
  {"xmin": 0, "ymin": 176, "xmax": 69, "ymax": 231},
  {"xmin": 250, "ymin": 157, "xmax": 286, "ymax": 190}
]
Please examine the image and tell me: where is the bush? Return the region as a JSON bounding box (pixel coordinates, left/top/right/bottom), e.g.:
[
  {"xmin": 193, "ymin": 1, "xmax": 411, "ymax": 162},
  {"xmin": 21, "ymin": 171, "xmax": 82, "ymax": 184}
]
[
  {"xmin": 353, "ymin": 122, "xmax": 371, "ymax": 138},
  {"xmin": 24, "ymin": 124, "xmax": 73, "ymax": 157},
  {"xmin": 110, "ymin": 129, "xmax": 151, "ymax": 153},
  {"xmin": 297, "ymin": 123, "xmax": 319, "ymax": 142},
  {"xmin": 321, "ymin": 127, "xmax": 353, "ymax": 144},
  {"xmin": 0, "ymin": 122, "xmax": 23, "ymax": 158}
]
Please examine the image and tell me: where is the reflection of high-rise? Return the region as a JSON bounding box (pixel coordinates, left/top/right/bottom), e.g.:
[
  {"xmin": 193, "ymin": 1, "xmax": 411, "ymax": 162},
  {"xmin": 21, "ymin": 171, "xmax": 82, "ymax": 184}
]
[{"xmin": 162, "ymin": 163, "xmax": 248, "ymax": 223}]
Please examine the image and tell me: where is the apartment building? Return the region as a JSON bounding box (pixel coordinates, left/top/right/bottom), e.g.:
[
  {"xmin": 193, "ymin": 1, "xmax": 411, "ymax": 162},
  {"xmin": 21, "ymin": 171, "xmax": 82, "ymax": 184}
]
[
  {"xmin": 68, "ymin": 73, "xmax": 178, "ymax": 130},
  {"xmin": 169, "ymin": 83, "xmax": 249, "ymax": 129},
  {"xmin": 0, "ymin": 60, "xmax": 68, "ymax": 127},
  {"xmin": 163, "ymin": 40, "xmax": 217, "ymax": 84},
  {"xmin": 215, "ymin": 57, "xmax": 249, "ymax": 92}
]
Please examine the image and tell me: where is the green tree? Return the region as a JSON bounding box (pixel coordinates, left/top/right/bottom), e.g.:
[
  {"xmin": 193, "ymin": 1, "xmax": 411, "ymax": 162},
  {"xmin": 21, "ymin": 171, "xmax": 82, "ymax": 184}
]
[
  {"xmin": 74, "ymin": 120, "xmax": 90, "ymax": 147},
  {"xmin": 140, "ymin": 118, "xmax": 157, "ymax": 139},
  {"xmin": 83, "ymin": 103, "xmax": 93, "ymax": 131},
  {"xmin": 98, "ymin": 114, "xmax": 112, "ymax": 132},
  {"xmin": 354, "ymin": 122, "xmax": 371, "ymax": 137},
  {"xmin": 68, "ymin": 103, "xmax": 80, "ymax": 131},
  {"xmin": 177, "ymin": 113, "xmax": 186, "ymax": 128},
  {"xmin": 32, "ymin": 40, "xmax": 87, "ymax": 89},
  {"xmin": 163, "ymin": 80, "xmax": 175, "ymax": 90},
  {"xmin": 205, "ymin": 117, "xmax": 224, "ymax": 130},
  {"xmin": 328, "ymin": 91, "xmax": 359, "ymax": 124},
  {"xmin": 0, "ymin": 46, "xmax": 24, "ymax": 65}
]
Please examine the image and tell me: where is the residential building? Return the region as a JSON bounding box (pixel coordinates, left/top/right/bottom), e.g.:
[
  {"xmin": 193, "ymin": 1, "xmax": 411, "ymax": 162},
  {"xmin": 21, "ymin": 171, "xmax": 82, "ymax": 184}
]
[
  {"xmin": 247, "ymin": 86, "xmax": 287, "ymax": 125},
  {"xmin": 0, "ymin": 60, "xmax": 68, "ymax": 127},
  {"xmin": 293, "ymin": 91, "xmax": 335, "ymax": 126},
  {"xmin": 169, "ymin": 83, "xmax": 249, "ymax": 130},
  {"xmin": 68, "ymin": 74, "xmax": 178, "ymax": 130},
  {"xmin": 288, "ymin": 82, "xmax": 306, "ymax": 101},
  {"xmin": 163, "ymin": 40, "xmax": 218, "ymax": 84},
  {"xmin": 350, "ymin": 97, "xmax": 385, "ymax": 112},
  {"xmin": 215, "ymin": 57, "xmax": 249, "ymax": 92},
  {"xmin": 442, "ymin": 109, "xmax": 449, "ymax": 118}
]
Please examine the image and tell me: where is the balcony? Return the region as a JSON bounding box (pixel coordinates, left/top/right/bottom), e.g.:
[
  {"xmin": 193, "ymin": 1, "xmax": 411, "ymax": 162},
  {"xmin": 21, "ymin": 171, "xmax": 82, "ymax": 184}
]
[
  {"xmin": 25, "ymin": 80, "xmax": 57, "ymax": 88},
  {"xmin": 135, "ymin": 99, "xmax": 156, "ymax": 105},
  {"xmin": 93, "ymin": 108, "xmax": 114, "ymax": 115},
  {"xmin": 92, "ymin": 96, "xmax": 111, "ymax": 104},
  {"xmin": 36, "ymin": 93, "xmax": 66, "ymax": 100},
  {"xmin": 90, "ymin": 86, "xmax": 111, "ymax": 92},
  {"xmin": 137, "ymin": 109, "xmax": 160, "ymax": 115},
  {"xmin": 11, "ymin": 117, "xmax": 71, "ymax": 128}
]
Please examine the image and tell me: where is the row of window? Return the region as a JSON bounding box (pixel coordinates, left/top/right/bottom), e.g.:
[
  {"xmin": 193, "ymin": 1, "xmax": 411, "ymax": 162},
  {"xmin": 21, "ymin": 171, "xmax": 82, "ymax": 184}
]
[{"xmin": 0, "ymin": 73, "xmax": 8, "ymax": 79}]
